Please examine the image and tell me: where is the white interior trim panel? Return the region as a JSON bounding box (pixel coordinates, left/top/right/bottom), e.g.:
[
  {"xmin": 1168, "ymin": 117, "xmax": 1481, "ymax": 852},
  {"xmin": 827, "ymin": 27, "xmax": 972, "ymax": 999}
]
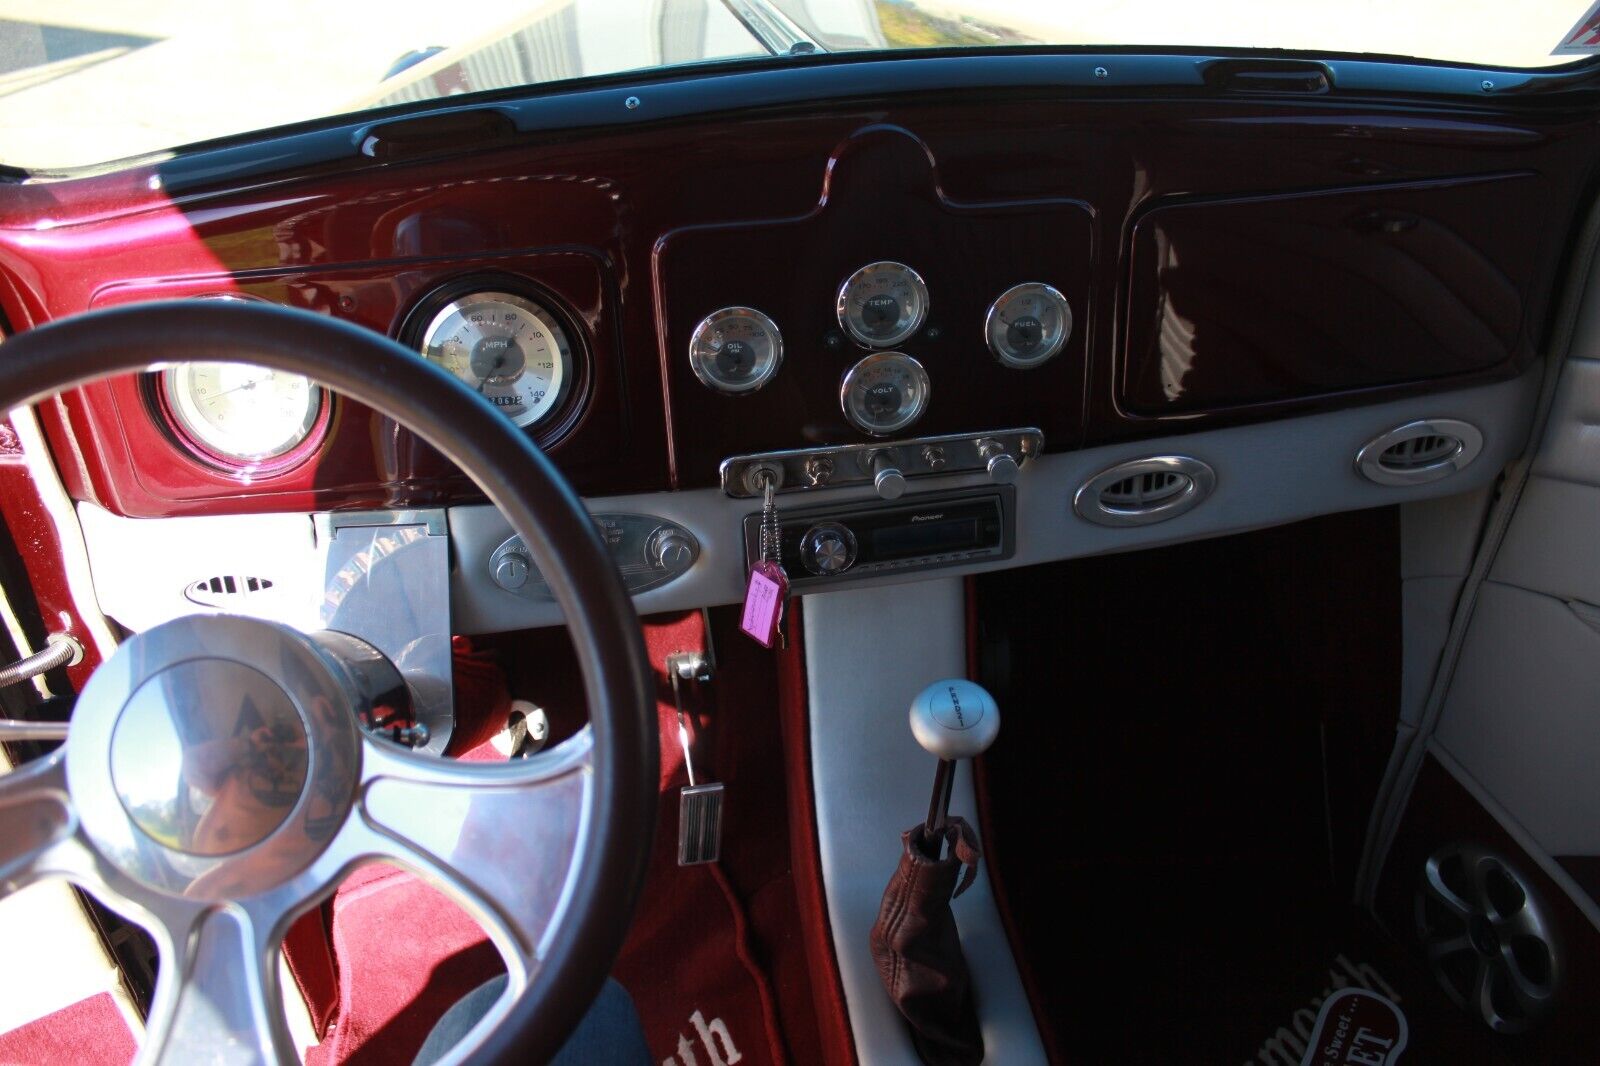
[
  {"xmin": 1433, "ymin": 579, "xmax": 1600, "ymax": 856},
  {"xmin": 802, "ymin": 578, "xmax": 1046, "ymax": 1065}
]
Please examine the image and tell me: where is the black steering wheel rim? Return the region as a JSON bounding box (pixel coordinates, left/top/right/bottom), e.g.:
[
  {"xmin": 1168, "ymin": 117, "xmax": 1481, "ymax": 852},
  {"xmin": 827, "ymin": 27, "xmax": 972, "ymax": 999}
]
[{"xmin": 0, "ymin": 300, "xmax": 658, "ymax": 1065}]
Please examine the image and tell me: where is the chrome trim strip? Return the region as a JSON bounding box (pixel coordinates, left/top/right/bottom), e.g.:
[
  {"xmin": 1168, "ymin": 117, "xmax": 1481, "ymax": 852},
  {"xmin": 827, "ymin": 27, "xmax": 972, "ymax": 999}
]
[{"xmin": 8, "ymin": 405, "xmax": 119, "ymax": 660}]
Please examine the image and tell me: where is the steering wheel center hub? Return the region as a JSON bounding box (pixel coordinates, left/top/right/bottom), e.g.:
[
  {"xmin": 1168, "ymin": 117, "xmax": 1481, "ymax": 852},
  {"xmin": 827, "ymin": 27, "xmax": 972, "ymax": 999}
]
[
  {"xmin": 110, "ymin": 659, "xmax": 309, "ymax": 856},
  {"xmin": 67, "ymin": 614, "xmax": 376, "ymax": 900}
]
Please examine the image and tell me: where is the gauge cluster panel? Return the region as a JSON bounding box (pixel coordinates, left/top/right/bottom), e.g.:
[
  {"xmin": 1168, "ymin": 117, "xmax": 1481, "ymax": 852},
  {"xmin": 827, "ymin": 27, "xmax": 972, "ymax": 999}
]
[
  {"xmin": 654, "ymin": 128, "xmax": 1092, "ymax": 488},
  {"xmin": 67, "ymin": 250, "xmax": 632, "ymax": 517}
]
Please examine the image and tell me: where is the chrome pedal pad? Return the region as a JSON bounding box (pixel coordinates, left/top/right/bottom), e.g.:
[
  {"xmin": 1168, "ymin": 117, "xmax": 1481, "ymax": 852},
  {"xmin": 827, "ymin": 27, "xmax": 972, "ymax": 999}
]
[
  {"xmin": 669, "ymin": 649, "xmax": 724, "ymax": 866},
  {"xmin": 678, "ymin": 782, "xmax": 725, "ymax": 866}
]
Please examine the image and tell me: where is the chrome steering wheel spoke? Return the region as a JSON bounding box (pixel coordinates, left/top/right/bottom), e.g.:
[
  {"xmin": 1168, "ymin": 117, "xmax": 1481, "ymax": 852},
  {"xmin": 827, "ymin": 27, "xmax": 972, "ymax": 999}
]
[
  {"xmin": 138, "ymin": 899, "xmax": 298, "ymax": 1066},
  {"xmin": 356, "ymin": 731, "xmax": 594, "ymax": 993},
  {"xmin": 0, "ymin": 750, "xmax": 93, "ymax": 893}
]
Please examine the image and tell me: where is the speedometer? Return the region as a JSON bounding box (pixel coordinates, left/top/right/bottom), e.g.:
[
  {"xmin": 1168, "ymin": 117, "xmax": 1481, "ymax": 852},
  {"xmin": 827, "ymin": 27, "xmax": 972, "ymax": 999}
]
[
  {"xmin": 837, "ymin": 261, "xmax": 929, "ymax": 348},
  {"xmin": 416, "ymin": 290, "xmax": 572, "ymax": 429}
]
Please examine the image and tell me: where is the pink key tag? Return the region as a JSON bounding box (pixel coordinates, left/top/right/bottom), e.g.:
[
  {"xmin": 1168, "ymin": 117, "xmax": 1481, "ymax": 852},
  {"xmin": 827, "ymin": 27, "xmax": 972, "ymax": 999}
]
[{"xmin": 740, "ymin": 560, "xmax": 788, "ymax": 648}]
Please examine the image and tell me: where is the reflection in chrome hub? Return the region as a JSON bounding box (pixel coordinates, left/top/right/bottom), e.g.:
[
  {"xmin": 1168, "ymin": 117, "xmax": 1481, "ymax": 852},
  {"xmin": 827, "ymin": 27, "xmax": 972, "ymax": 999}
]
[
  {"xmin": 109, "ymin": 659, "xmax": 310, "ymax": 856},
  {"xmin": 67, "ymin": 614, "xmax": 370, "ymax": 900}
]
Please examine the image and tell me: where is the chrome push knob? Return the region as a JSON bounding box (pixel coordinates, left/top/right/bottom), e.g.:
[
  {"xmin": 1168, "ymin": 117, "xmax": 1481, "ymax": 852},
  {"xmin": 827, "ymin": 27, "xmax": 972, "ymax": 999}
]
[
  {"xmin": 977, "ymin": 438, "xmax": 1018, "ymax": 485},
  {"xmin": 492, "ymin": 550, "xmax": 531, "ymax": 590},
  {"xmin": 800, "ymin": 522, "xmax": 857, "ymax": 576},
  {"xmin": 870, "ymin": 450, "xmax": 906, "ymax": 500}
]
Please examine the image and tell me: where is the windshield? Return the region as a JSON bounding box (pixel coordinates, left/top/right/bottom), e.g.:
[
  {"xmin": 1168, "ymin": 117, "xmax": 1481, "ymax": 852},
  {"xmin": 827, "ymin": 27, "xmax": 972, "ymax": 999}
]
[{"xmin": 1, "ymin": 0, "xmax": 1594, "ymax": 171}]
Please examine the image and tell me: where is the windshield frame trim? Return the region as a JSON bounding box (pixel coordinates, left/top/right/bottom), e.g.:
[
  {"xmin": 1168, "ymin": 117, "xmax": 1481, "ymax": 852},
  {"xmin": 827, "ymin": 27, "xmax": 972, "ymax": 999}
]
[{"xmin": 15, "ymin": 45, "xmax": 1600, "ymax": 189}]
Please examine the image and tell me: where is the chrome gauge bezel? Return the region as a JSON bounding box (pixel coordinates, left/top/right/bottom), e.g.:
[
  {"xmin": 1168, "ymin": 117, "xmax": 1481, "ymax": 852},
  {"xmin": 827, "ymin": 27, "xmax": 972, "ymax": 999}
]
[
  {"xmin": 688, "ymin": 306, "xmax": 784, "ymax": 394},
  {"xmin": 159, "ymin": 363, "xmax": 326, "ymax": 466},
  {"xmin": 836, "ymin": 261, "xmax": 930, "ymax": 348},
  {"xmin": 413, "ymin": 288, "xmax": 576, "ymax": 431},
  {"xmin": 984, "ymin": 282, "xmax": 1072, "ymax": 369},
  {"xmin": 840, "ymin": 352, "xmax": 931, "ymax": 437}
]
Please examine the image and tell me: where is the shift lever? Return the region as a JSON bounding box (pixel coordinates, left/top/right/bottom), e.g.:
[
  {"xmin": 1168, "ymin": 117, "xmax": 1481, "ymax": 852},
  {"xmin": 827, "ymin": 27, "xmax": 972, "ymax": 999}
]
[
  {"xmin": 909, "ymin": 679, "xmax": 1000, "ymax": 845},
  {"xmin": 869, "ymin": 679, "xmax": 998, "ymax": 1065}
]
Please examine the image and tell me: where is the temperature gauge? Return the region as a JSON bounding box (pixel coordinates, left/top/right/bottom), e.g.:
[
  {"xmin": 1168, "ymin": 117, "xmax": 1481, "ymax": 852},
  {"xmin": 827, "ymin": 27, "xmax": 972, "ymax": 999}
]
[
  {"xmin": 841, "ymin": 352, "xmax": 930, "ymax": 436},
  {"xmin": 837, "ymin": 261, "xmax": 929, "ymax": 348},
  {"xmin": 688, "ymin": 307, "xmax": 783, "ymax": 393},
  {"xmin": 985, "ymin": 282, "xmax": 1072, "ymax": 369}
]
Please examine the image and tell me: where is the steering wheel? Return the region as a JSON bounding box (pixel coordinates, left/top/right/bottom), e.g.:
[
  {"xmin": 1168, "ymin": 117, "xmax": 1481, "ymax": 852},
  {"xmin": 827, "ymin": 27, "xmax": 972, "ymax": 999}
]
[{"xmin": 0, "ymin": 301, "xmax": 658, "ymax": 1065}]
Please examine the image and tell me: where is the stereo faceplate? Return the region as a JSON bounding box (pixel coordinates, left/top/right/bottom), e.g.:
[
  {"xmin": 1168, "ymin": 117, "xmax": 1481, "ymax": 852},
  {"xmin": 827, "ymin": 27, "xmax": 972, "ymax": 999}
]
[{"xmin": 742, "ymin": 488, "xmax": 1014, "ymax": 589}]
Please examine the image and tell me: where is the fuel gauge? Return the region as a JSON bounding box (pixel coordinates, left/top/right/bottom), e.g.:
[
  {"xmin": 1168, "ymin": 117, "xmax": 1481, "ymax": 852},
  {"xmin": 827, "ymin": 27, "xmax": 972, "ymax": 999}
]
[
  {"xmin": 985, "ymin": 282, "xmax": 1072, "ymax": 369},
  {"xmin": 841, "ymin": 352, "xmax": 930, "ymax": 436}
]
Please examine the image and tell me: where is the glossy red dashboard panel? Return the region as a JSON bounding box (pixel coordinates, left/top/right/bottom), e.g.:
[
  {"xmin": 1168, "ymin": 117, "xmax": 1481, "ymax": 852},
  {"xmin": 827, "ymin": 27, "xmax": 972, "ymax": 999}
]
[{"xmin": 0, "ymin": 78, "xmax": 1594, "ymax": 515}]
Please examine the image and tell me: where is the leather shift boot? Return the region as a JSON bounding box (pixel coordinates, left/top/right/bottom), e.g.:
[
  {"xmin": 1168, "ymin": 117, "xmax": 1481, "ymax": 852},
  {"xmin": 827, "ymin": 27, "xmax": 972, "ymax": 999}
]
[{"xmin": 868, "ymin": 817, "xmax": 985, "ymax": 1066}]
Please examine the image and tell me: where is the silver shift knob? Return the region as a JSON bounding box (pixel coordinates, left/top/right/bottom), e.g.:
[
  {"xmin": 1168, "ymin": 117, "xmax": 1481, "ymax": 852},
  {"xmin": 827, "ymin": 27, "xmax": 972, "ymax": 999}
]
[{"xmin": 909, "ymin": 679, "xmax": 1000, "ymax": 761}]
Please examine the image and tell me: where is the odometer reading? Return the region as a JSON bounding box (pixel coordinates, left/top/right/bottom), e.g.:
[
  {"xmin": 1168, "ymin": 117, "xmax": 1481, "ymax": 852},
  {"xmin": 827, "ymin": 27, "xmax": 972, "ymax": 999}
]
[{"xmin": 417, "ymin": 290, "xmax": 572, "ymax": 429}]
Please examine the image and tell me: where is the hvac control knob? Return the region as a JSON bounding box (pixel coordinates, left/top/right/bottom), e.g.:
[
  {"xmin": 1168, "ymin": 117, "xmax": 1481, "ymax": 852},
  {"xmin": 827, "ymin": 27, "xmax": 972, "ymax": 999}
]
[
  {"xmin": 978, "ymin": 438, "xmax": 1019, "ymax": 485},
  {"xmin": 493, "ymin": 549, "xmax": 531, "ymax": 591},
  {"xmin": 649, "ymin": 529, "xmax": 695, "ymax": 572},
  {"xmin": 800, "ymin": 522, "xmax": 857, "ymax": 577},
  {"xmin": 870, "ymin": 451, "xmax": 907, "ymax": 500}
]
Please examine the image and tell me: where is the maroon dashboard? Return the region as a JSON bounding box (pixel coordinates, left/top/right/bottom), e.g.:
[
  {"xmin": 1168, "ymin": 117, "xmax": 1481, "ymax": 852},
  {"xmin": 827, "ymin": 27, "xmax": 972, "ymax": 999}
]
[{"xmin": 0, "ymin": 55, "xmax": 1594, "ymax": 518}]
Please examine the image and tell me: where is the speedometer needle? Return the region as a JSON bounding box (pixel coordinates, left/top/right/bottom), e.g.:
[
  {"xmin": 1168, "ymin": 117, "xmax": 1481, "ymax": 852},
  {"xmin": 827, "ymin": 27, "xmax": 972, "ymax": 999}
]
[{"xmin": 477, "ymin": 353, "xmax": 506, "ymax": 393}]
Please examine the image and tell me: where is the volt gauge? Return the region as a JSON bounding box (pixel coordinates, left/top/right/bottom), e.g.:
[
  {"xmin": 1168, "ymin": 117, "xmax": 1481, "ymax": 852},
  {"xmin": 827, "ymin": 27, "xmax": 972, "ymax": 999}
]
[
  {"xmin": 841, "ymin": 352, "xmax": 930, "ymax": 436},
  {"xmin": 837, "ymin": 261, "xmax": 929, "ymax": 348},
  {"xmin": 985, "ymin": 282, "xmax": 1072, "ymax": 369},
  {"xmin": 688, "ymin": 307, "xmax": 783, "ymax": 393}
]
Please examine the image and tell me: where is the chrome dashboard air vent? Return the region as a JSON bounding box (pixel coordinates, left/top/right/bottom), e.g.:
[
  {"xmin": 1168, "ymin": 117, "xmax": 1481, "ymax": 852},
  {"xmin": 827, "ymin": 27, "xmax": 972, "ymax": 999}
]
[
  {"xmin": 1074, "ymin": 456, "xmax": 1215, "ymax": 527},
  {"xmin": 1356, "ymin": 419, "xmax": 1483, "ymax": 486},
  {"xmin": 184, "ymin": 574, "xmax": 275, "ymax": 607}
]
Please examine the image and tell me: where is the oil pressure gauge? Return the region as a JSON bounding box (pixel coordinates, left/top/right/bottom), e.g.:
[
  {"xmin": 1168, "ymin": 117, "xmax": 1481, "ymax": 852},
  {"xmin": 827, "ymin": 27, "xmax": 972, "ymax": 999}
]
[
  {"xmin": 985, "ymin": 282, "xmax": 1072, "ymax": 369},
  {"xmin": 841, "ymin": 352, "xmax": 930, "ymax": 436},
  {"xmin": 689, "ymin": 307, "xmax": 783, "ymax": 393},
  {"xmin": 837, "ymin": 261, "xmax": 929, "ymax": 348}
]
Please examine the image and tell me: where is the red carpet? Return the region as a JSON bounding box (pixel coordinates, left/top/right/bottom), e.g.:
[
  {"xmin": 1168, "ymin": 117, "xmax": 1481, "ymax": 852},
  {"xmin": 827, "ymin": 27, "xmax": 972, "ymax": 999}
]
[
  {"xmin": 286, "ymin": 613, "xmax": 810, "ymax": 1064},
  {"xmin": 0, "ymin": 992, "xmax": 136, "ymax": 1065}
]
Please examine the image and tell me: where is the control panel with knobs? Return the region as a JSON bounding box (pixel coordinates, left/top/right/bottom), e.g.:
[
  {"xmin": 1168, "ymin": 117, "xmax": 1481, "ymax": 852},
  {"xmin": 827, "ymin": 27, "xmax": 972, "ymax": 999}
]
[
  {"xmin": 721, "ymin": 428, "xmax": 1041, "ymax": 498},
  {"xmin": 489, "ymin": 513, "xmax": 700, "ymax": 600}
]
